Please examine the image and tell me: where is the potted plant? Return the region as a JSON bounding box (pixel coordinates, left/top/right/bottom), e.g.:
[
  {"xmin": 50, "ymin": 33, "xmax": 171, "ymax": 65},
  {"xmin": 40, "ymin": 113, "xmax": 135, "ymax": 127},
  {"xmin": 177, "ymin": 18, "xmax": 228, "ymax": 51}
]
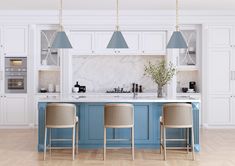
[{"xmin": 144, "ymin": 59, "xmax": 176, "ymax": 97}]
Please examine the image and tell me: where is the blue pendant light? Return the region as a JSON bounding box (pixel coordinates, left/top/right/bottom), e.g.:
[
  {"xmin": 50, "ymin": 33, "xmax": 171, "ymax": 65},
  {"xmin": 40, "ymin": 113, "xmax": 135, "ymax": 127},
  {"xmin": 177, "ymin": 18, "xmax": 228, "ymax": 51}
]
[
  {"xmin": 107, "ymin": 0, "xmax": 128, "ymax": 49},
  {"xmin": 51, "ymin": 0, "xmax": 72, "ymax": 49},
  {"xmin": 166, "ymin": 0, "xmax": 187, "ymax": 49}
]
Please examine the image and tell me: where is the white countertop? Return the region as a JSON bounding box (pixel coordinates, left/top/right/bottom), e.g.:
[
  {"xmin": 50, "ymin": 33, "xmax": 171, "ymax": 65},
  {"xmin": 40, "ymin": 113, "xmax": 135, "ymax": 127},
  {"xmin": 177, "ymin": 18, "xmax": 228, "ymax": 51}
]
[{"xmin": 37, "ymin": 93, "xmax": 201, "ymax": 103}]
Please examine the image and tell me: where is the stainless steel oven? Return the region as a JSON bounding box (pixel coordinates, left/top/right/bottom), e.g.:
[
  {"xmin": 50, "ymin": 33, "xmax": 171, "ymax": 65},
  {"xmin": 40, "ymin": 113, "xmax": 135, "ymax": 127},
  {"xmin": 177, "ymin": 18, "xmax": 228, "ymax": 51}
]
[{"xmin": 5, "ymin": 57, "xmax": 27, "ymax": 93}]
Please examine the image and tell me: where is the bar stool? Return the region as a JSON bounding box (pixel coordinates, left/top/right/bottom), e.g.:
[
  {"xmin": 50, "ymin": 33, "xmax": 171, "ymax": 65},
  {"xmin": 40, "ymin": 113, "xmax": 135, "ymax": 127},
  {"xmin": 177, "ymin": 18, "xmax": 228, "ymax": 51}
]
[
  {"xmin": 43, "ymin": 103, "xmax": 79, "ymax": 160},
  {"xmin": 104, "ymin": 103, "xmax": 134, "ymax": 160},
  {"xmin": 160, "ymin": 103, "xmax": 195, "ymax": 160}
]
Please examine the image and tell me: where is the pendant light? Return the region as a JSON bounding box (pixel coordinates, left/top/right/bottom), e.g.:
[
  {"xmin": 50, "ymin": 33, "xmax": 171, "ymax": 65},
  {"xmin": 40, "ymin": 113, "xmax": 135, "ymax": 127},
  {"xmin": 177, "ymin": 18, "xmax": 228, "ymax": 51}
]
[
  {"xmin": 107, "ymin": 0, "xmax": 128, "ymax": 49},
  {"xmin": 51, "ymin": 0, "xmax": 72, "ymax": 49},
  {"xmin": 166, "ymin": 0, "xmax": 187, "ymax": 49}
]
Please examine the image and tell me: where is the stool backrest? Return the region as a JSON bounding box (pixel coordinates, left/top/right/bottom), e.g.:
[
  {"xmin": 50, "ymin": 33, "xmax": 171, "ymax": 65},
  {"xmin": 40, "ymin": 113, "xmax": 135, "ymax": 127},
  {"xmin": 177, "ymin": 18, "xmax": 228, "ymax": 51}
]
[
  {"xmin": 104, "ymin": 104, "xmax": 134, "ymax": 127},
  {"xmin": 45, "ymin": 103, "xmax": 76, "ymax": 127},
  {"xmin": 163, "ymin": 103, "xmax": 192, "ymax": 127}
]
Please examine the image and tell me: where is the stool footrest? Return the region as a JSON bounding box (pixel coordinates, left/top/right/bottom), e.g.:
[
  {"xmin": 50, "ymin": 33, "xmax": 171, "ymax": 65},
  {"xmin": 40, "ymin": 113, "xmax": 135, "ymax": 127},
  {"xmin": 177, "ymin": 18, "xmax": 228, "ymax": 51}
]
[
  {"xmin": 165, "ymin": 139, "xmax": 187, "ymax": 141},
  {"xmin": 51, "ymin": 138, "xmax": 72, "ymax": 141},
  {"xmin": 47, "ymin": 146, "xmax": 73, "ymax": 150},
  {"xmin": 106, "ymin": 146, "xmax": 132, "ymax": 149},
  {"xmin": 107, "ymin": 139, "xmax": 130, "ymax": 141}
]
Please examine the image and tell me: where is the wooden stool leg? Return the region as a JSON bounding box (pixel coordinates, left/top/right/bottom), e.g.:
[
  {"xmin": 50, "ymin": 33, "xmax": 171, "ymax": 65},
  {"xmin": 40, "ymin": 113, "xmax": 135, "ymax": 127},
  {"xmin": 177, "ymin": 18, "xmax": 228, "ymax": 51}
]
[
  {"xmin": 76, "ymin": 122, "xmax": 79, "ymax": 154},
  {"xmin": 103, "ymin": 127, "xmax": 106, "ymax": 160},
  {"xmin": 43, "ymin": 128, "xmax": 47, "ymax": 160},
  {"xmin": 72, "ymin": 127, "xmax": 75, "ymax": 160},
  {"xmin": 187, "ymin": 128, "xmax": 189, "ymax": 153},
  {"xmin": 163, "ymin": 127, "xmax": 166, "ymax": 160},
  {"xmin": 49, "ymin": 128, "xmax": 52, "ymax": 156},
  {"xmin": 160, "ymin": 123, "xmax": 162, "ymax": 154},
  {"xmin": 132, "ymin": 127, "xmax": 135, "ymax": 160},
  {"xmin": 191, "ymin": 127, "xmax": 195, "ymax": 160}
]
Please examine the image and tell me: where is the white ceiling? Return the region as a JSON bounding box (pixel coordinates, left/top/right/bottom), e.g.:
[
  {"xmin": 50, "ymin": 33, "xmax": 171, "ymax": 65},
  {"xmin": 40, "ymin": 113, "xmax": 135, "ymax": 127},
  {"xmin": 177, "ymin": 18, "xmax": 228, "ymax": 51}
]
[{"xmin": 1, "ymin": 0, "xmax": 235, "ymax": 10}]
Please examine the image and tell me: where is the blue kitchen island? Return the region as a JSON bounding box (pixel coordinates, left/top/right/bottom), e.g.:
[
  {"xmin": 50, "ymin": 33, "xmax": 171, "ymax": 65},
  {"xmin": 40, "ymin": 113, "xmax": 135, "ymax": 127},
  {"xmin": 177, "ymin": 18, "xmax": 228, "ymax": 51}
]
[{"xmin": 37, "ymin": 94, "xmax": 200, "ymax": 152}]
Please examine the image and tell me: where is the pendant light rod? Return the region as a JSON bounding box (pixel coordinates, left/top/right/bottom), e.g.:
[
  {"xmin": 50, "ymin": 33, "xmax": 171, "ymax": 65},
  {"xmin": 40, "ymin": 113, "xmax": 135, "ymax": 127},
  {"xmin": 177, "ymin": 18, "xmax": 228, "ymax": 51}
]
[
  {"xmin": 59, "ymin": 0, "xmax": 63, "ymax": 31},
  {"xmin": 116, "ymin": 0, "xmax": 119, "ymax": 31},
  {"xmin": 176, "ymin": 0, "xmax": 179, "ymax": 31}
]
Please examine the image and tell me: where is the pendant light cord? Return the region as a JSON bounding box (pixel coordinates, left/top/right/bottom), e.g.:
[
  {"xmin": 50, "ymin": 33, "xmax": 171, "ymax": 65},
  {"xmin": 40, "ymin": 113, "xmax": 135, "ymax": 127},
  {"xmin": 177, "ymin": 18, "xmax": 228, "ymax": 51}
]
[
  {"xmin": 59, "ymin": 0, "xmax": 63, "ymax": 31},
  {"xmin": 116, "ymin": 0, "xmax": 119, "ymax": 31},
  {"xmin": 176, "ymin": 0, "xmax": 179, "ymax": 31}
]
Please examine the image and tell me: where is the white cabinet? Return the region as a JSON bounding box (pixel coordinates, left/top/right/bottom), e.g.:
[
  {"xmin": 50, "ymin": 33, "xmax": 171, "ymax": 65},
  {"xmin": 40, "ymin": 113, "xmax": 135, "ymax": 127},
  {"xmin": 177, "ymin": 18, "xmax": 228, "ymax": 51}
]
[
  {"xmin": 141, "ymin": 31, "xmax": 166, "ymax": 55},
  {"xmin": 35, "ymin": 26, "xmax": 61, "ymax": 94},
  {"xmin": 118, "ymin": 32, "xmax": 140, "ymax": 54},
  {"xmin": 0, "ymin": 27, "xmax": 4, "ymax": 94},
  {"xmin": 207, "ymin": 25, "xmax": 235, "ymax": 126},
  {"xmin": 208, "ymin": 49, "xmax": 232, "ymax": 94},
  {"xmin": 0, "ymin": 96, "xmax": 3, "ymax": 124},
  {"xmin": 231, "ymin": 97, "xmax": 235, "ymax": 123},
  {"xmin": 208, "ymin": 26, "xmax": 233, "ymax": 48},
  {"xmin": 69, "ymin": 31, "xmax": 94, "ymax": 55},
  {"xmin": 94, "ymin": 31, "xmax": 115, "ymax": 55},
  {"xmin": 95, "ymin": 31, "xmax": 141, "ymax": 55},
  {"xmin": 174, "ymin": 25, "xmax": 201, "ymax": 96},
  {"xmin": 3, "ymin": 25, "xmax": 28, "ymax": 57},
  {"xmin": 208, "ymin": 95, "xmax": 231, "ymax": 124},
  {"xmin": 69, "ymin": 31, "xmax": 165, "ymax": 55},
  {"xmin": 0, "ymin": 94, "xmax": 27, "ymax": 125}
]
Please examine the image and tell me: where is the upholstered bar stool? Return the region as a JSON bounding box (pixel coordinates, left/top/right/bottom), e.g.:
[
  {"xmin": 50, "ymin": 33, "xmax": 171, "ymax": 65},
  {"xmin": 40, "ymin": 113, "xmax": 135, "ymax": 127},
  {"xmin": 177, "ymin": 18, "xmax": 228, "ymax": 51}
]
[
  {"xmin": 160, "ymin": 103, "xmax": 195, "ymax": 160},
  {"xmin": 43, "ymin": 103, "xmax": 79, "ymax": 160},
  {"xmin": 104, "ymin": 103, "xmax": 134, "ymax": 160}
]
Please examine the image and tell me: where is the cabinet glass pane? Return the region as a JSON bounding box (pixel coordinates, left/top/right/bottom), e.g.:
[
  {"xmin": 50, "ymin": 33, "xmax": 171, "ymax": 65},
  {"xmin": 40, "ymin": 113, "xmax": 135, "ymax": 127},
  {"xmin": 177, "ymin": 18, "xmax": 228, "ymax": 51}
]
[
  {"xmin": 41, "ymin": 30, "xmax": 59, "ymax": 66},
  {"xmin": 179, "ymin": 30, "xmax": 197, "ymax": 66}
]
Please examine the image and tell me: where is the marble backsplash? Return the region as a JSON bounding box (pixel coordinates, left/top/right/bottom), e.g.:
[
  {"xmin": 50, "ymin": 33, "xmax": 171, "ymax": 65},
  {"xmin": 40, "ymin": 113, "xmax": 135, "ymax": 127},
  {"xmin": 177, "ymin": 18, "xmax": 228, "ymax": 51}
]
[{"xmin": 72, "ymin": 55, "xmax": 163, "ymax": 93}]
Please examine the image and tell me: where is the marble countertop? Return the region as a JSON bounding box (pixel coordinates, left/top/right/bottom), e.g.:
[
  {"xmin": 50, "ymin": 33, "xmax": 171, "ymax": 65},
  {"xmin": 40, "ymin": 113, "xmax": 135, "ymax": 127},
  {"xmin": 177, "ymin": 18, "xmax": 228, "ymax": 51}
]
[{"xmin": 37, "ymin": 93, "xmax": 201, "ymax": 103}]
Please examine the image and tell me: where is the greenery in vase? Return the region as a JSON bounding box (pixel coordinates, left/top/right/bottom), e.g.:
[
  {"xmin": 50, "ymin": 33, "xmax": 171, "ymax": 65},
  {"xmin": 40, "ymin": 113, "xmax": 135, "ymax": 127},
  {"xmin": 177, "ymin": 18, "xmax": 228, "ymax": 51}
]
[{"xmin": 144, "ymin": 59, "xmax": 176, "ymax": 87}]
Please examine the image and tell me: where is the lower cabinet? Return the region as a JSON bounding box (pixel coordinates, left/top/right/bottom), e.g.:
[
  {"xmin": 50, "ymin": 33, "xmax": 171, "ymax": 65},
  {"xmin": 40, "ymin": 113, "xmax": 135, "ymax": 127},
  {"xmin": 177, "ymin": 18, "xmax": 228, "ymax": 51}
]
[
  {"xmin": 0, "ymin": 95, "xmax": 3, "ymax": 124},
  {"xmin": 79, "ymin": 103, "xmax": 159, "ymax": 147},
  {"xmin": 0, "ymin": 94, "xmax": 28, "ymax": 125},
  {"xmin": 208, "ymin": 95, "xmax": 235, "ymax": 125},
  {"xmin": 232, "ymin": 97, "xmax": 235, "ymax": 123},
  {"xmin": 37, "ymin": 102, "xmax": 200, "ymax": 151}
]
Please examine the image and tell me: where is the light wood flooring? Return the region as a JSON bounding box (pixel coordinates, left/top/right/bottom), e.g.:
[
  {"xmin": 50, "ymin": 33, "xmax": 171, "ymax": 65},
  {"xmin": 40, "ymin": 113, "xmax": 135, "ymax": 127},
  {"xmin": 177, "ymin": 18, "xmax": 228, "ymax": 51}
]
[{"xmin": 0, "ymin": 129, "xmax": 235, "ymax": 166}]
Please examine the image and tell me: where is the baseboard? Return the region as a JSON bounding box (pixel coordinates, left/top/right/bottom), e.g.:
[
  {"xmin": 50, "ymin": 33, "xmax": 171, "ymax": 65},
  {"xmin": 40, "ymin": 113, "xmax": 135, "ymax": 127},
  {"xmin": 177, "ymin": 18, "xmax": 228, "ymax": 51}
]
[
  {"xmin": 0, "ymin": 123, "xmax": 37, "ymax": 129},
  {"xmin": 202, "ymin": 123, "xmax": 235, "ymax": 129}
]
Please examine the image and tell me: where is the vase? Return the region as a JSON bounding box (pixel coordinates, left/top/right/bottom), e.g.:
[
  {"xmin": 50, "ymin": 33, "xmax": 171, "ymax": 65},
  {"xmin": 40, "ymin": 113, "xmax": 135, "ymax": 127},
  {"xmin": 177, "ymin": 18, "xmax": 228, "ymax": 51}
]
[{"xmin": 157, "ymin": 85, "xmax": 163, "ymax": 98}]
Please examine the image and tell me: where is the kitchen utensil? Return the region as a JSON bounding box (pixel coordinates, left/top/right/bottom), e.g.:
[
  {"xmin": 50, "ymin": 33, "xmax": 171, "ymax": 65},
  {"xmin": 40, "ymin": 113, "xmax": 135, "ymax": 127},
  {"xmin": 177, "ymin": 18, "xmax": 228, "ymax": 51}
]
[{"xmin": 182, "ymin": 87, "xmax": 188, "ymax": 93}]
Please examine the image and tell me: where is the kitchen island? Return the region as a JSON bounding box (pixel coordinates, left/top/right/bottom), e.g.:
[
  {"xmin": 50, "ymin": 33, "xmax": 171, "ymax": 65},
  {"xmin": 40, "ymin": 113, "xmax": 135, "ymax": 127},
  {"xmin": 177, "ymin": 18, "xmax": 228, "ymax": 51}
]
[{"xmin": 37, "ymin": 94, "xmax": 200, "ymax": 152}]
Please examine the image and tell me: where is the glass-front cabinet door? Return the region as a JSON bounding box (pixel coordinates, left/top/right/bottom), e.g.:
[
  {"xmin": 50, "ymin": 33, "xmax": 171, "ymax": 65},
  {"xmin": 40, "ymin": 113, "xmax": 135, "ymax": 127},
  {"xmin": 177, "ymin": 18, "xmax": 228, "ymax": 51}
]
[
  {"xmin": 40, "ymin": 30, "xmax": 59, "ymax": 67},
  {"xmin": 179, "ymin": 29, "xmax": 197, "ymax": 66}
]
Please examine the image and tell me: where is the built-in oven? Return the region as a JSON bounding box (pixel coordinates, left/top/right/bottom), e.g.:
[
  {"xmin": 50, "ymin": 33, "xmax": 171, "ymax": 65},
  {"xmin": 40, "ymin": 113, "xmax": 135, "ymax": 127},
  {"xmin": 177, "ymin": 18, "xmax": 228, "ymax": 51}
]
[{"xmin": 5, "ymin": 57, "xmax": 27, "ymax": 93}]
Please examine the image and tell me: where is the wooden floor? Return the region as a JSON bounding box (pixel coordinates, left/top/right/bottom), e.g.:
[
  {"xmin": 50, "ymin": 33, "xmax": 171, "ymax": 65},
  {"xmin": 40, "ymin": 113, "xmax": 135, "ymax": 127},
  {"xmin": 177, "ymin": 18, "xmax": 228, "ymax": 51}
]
[{"xmin": 0, "ymin": 129, "xmax": 235, "ymax": 166}]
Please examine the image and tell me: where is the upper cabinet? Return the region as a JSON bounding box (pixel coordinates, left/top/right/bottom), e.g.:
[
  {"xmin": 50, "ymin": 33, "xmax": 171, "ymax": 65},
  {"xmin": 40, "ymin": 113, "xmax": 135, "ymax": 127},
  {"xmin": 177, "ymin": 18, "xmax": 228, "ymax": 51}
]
[
  {"xmin": 208, "ymin": 25, "xmax": 233, "ymax": 48},
  {"xmin": 94, "ymin": 31, "xmax": 114, "ymax": 55},
  {"xmin": 69, "ymin": 31, "xmax": 94, "ymax": 55},
  {"xmin": 141, "ymin": 31, "xmax": 166, "ymax": 55},
  {"xmin": 68, "ymin": 30, "xmax": 166, "ymax": 56},
  {"xmin": 0, "ymin": 27, "xmax": 3, "ymax": 94},
  {"xmin": 39, "ymin": 28, "xmax": 59, "ymax": 69},
  {"xmin": 3, "ymin": 25, "xmax": 28, "ymax": 57},
  {"xmin": 207, "ymin": 25, "xmax": 235, "ymax": 95},
  {"xmin": 119, "ymin": 32, "xmax": 141, "ymax": 54},
  {"xmin": 176, "ymin": 26, "xmax": 200, "ymax": 70},
  {"xmin": 94, "ymin": 31, "xmax": 141, "ymax": 55}
]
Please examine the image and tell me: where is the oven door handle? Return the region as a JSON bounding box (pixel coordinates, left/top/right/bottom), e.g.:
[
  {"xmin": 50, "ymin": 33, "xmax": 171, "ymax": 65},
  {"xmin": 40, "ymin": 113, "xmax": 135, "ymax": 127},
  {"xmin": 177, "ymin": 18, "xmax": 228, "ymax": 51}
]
[{"xmin": 7, "ymin": 76, "xmax": 25, "ymax": 79}]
